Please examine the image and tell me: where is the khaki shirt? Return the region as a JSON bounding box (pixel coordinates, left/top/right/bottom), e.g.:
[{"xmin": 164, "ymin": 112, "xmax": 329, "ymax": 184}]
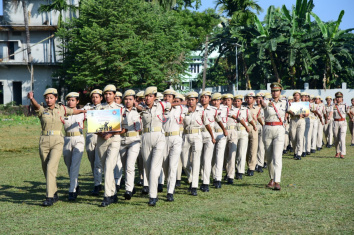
[
  {"xmin": 63, "ymin": 111, "xmax": 85, "ymax": 134},
  {"xmin": 121, "ymin": 107, "xmax": 141, "ymax": 132},
  {"xmin": 263, "ymin": 99, "xmax": 288, "ymax": 123},
  {"xmin": 183, "ymin": 105, "xmax": 210, "ymax": 131},
  {"xmin": 214, "ymin": 105, "xmax": 228, "ymax": 130},
  {"xmin": 310, "ymin": 103, "xmax": 318, "ymax": 119},
  {"xmin": 226, "ymin": 106, "xmax": 239, "ymax": 127},
  {"xmin": 333, "ymin": 103, "xmax": 347, "ymax": 120},
  {"xmin": 36, "ymin": 104, "xmax": 74, "ymax": 133},
  {"xmin": 237, "ymin": 106, "xmax": 253, "ymax": 127},
  {"xmin": 163, "ymin": 105, "xmax": 187, "ymax": 132},
  {"xmin": 325, "ymin": 104, "xmax": 334, "ymax": 120},
  {"xmin": 248, "ymin": 105, "xmax": 261, "ymax": 124},
  {"xmin": 140, "ymin": 101, "xmax": 171, "ymax": 132}
]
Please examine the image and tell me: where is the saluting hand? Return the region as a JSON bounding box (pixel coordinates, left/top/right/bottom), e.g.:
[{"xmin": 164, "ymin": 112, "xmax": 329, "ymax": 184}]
[{"xmin": 27, "ymin": 91, "xmax": 34, "ymax": 100}]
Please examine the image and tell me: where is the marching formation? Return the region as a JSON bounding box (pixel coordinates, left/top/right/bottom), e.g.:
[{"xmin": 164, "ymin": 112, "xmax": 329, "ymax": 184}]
[{"xmin": 27, "ymin": 82, "xmax": 354, "ymax": 207}]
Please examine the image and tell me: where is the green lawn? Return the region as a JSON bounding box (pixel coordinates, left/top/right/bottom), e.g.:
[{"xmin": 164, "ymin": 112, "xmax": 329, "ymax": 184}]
[{"xmin": 0, "ymin": 115, "xmax": 353, "ymax": 234}]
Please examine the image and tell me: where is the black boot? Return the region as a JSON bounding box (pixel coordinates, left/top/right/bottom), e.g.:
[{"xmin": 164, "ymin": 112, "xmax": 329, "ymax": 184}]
[
  {"xmin": 227, "ymin": 178, "xmax": 234, "ymax": 184},
  {"xmin": 200, "ymin": 184, "xmax": 209, "ymax": 192},
  {"xmin": 166, "ymin": 193, "xmax": 174, "ymax": 202},
  {"xmin": 148, "ymin": 198, "xmax": 157, "ymax": 206},
  {"xmin": 124, "ymin": 191, "xmax": 133, "ymax": 200},
  {"xmin": 175, "ymin": 180, "xmax": 181, "ymax": 188},
  {"xmin": 190, "ymin": 188, "xmax": 197, "ymax": 196},
  {"xmin": 246, "ymin": 169, "xmax": 254, "ymax": 176},
  {"xmin": 236, "ymin": 173, "xmax": 243, "ymax": 180},
  {"xmin": 141, "ymin": 186, "xmax": 149, "ymax": 195},
  {"xmin": 68, "ymin": 192, "xmax": 76, "ymax": 201},
  {"xmin": 91, "ymin": 185, "xmax": 102, "ymax": 196},
  {"xmin": 158, "ymin": 184, "xmax": 163, "ymax": 193},
  {"xmin": 100, "ymin": 197, "xmax": 112, "ymax": 207},
  {"xmin": 42, "ymin": 197, "xmax": 55, "ymax": 207}
]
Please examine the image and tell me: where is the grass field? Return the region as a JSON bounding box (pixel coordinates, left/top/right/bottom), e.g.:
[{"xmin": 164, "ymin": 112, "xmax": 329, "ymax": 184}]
[{"xmin": 0, "ymin": 115, "xmax": 353, "ymax": 234}]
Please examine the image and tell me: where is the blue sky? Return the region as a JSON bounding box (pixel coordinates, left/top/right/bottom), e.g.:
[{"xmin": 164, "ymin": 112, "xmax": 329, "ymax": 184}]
[
  {"xmin": 1, "ymin": 0, "xmax": 352, "ymax": 30},
  {"xmin": 198, "ymin": 0, "xmax": 354, "ymax": 30}
]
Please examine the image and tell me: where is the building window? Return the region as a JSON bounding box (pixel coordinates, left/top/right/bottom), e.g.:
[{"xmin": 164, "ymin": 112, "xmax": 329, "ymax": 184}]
[
  {"xmin": 8, "ymin": 42, "xmax": 15, "ymax": 60},
  {"xmin": 189, "ymin": 64, "xmax": 200, "ymax": 74}
]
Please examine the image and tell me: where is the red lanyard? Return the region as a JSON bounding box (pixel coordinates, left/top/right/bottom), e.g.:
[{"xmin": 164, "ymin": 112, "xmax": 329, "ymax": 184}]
[{"xmin": 271, "ymin": 102, "xmax": 283, "ymax": 124}]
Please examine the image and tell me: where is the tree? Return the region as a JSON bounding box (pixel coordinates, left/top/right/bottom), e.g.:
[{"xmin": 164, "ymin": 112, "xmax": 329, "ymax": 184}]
[
  {"xmin": 38, "ymin": 0, "xmax": 78, "ymax": 28},
  {"xmin": 56, "ymin": 0, "xmax": 192, "ymax": 92}
]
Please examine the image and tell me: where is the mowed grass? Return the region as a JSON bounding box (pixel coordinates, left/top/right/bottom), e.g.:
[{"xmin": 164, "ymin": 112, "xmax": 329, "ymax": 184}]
[{"xmin": 0, "ymin": 115, "xmax": 353, "ymax": 234}]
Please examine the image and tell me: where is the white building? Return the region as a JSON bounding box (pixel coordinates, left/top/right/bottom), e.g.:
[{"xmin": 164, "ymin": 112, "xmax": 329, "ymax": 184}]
[{"xmin": 0, "ymin": 0, "xmax": 78, "ymax": 105}]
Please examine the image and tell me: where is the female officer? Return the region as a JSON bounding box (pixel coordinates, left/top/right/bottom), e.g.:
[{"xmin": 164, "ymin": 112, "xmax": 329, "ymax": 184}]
[
  {"xmin": 63, "ymin": 92, "xmax": 86, "ymax": 201},
  {"xmin": 27, "ymin": 89, "xmax": 86, "ymax": 206},
  {"xmin": 332, "ymin": 92, "xmax": 347, "ymax": 158}
]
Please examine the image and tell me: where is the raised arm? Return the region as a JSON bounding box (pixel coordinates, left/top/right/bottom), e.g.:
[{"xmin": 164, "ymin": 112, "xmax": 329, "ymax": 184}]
[{"xmin": 27, "ymin": 92, "xmax": 41, "ymax": 110}]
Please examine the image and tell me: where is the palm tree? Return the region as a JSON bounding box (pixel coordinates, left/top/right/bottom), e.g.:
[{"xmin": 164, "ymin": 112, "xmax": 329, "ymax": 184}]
[{"xmin": 38, "ymin": 0, "xmax": 78, "ymax": 28}]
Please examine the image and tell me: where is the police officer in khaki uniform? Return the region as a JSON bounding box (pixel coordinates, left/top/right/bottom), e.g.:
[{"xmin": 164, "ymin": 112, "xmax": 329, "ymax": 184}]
[
  {"xmin": 27, "ymin": 88, "xmax": 86, "ymax": 206},
  {"xmin": 174, "ymin": 93, "xmax": 185, "ymax": 188},
  {"xmin": 333, "ymin": 92, "xmax": 347, "ymax": 158},
  {"xmin": 84, "ymin": 89, "xmax": 104, "ymax": 195},
  {"xmin": 63, "ymin": 92, "xmax": 86, "ymax": 201},
  {"xmin": 181, "ymin": 92, "xmax": 215, "ymax": 196},
  {"xmin": 255, "ymin": 92, "xmax": 265, "ymax": 172},
  {"xmin": 135, "ymin": 91, "xmax": 145, "ymax": 186},
  {"xmin": 260, "ymin": 83, "xmax": 288, "ymax": 190},
  {"xmin": 309, "ymin": 95, "xmax": 319, "ymax": 153},
  {"xmin": 114, "ymin": 91, "xmax": 123, "ymax": 104},
  {"xmin": 315, "ymin": 96, "xmax": 325, "ymax": 150},
  {"xmin": 348, "ymin": 98, "xmax": 354, "ymax": 146},
  {"xmin": 95, "ymin": 84, "xmax": 124, "ymax": 207},
  {"xmin": 283, "ymin": 95, "xmax": 293, "ymax": 154},
  {"xmin": 119, "ymin": 90, "xmax": 141, "ymax": 200},
  {"xmin": 324, "ymin": 96, "xmax": 334, "ymax": 148}
]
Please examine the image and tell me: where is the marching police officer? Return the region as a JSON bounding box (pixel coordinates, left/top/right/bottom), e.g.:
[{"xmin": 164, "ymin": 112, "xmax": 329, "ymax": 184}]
[{"xmin": 332, "ymin": 92, "xmax": 347, "ymax": 158}]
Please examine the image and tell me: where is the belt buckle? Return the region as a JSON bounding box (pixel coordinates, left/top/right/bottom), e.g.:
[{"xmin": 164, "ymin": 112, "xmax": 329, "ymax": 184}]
[{"xmin": 49, "ymin": 130, "xmax": 54, "ymax": 135}]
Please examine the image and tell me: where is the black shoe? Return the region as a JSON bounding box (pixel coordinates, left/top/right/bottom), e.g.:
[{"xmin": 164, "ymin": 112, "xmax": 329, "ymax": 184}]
[
  {"xmin": 200, "ymin": 184, "xmax": 209, "ymax": 192},
  {"xmin": 263, "ymin": 163, "xmax": 267, "ymax": 169},
  {"xmin": 124, "ymin": 191, "xmax": 133, "ymax": 200},
  {"xmin": 175, "ymin": 180, "xmax": 181, "ymax": 188},
  {"xmin": 100, "ymin": 197, "xmax": 112, "ymax": 207},
  {"xmin": 246, "ymin": 170, "xmax": 254, "ymax": 176},
  {"xmin": 306, "ymin": 152, "xmax": 311, "ymax": 155},
  {"xmin": 68, "ymin": 192, "xmax": 76, "ymax": 201},
  {"xmin": 111, "ymin": 194, "xmax": 118, "ymax": 203},
  {"xmin": 293, "ymin": 154, "xmax": 297, "ymax": 159},
  {"xmin": 76, "ymin": 186, "xmax": 81, "ymax": 195},
  {"xmin": 351, "ymin": 144, "xmax": 354, "ymax": 147},
  {"xmin": 283, "ymin": 150, "xmax": 288, "ymax": 154},
  {"xmin": 141, "ymin": 186, "xmax": 149, "ymax": 195},
  {"xmin": 215, "ymin": 181, "xmax": 221, "ymax": 189},
  {"xmin": 137, "ymin": 179, "xmax": 143, "ymax": 186},
  {"xmin": 148, "ymin": 198, "xmax": 157, "ymax": 206},
  {"xmin": 116, "ymin": 185, "xmax": 120, "ymax": 192},
  {"xmin": 91, "ymin": 185, "xmax": 102, "ymax": 196},
  {"xmin": 53, "ymin": 192, "xmax": 59, "ymax": 203},
  {"xmin": 188, "ymin": 183, "xmax": 192, "ymax": 192},
  {"xmin": 236, "ymin": 173, "xmax": 243, "ymax": 180},
  {"xmin": 42, "ymin": 197, "xmax": 54, "ymax": 207},
  {"xmin": 295, "ymin": 155, "xmax": 301, "ymax": 160},
  {"xmin": 301, "ymin": 152, "xmax": 306, "ymax": 157},
  {"xmin": 328, "ymin": 145, "xmax": 332, "ymax": 148},
  {"xmin": 166, "ymin": 193, "xmax": 174, "ymax": 202},
  {"xmin": 289, "ymin": 147, "xmax": 294, "ymax": 153},
  {"xmin": 311, "ymin": 149, "xmax": 316, "ymax": 153},
  {"xmin": 227, "ymin": 178, "xmax": 234, "ymax": 184},
  {"xmin": 317, "ymin": 147, "xmax": 321, "ymax": 151},
  {"xmin": 224, "ymin": 174, "xmax": 228, "ymax": 181},
  {"xmin": 158, "ymin": 184, "xmax": 163, "ymax": 193},
  {"xmin": 190, "ymin": 188, "xmax": 197, "ymax": 196},
  {"xmin": 256, "ymin": 166, "xmax": 263, "ymax": 173},
  {"xmin": 213, "ymin": 179, "xmax": 217, "ymax": 187}
]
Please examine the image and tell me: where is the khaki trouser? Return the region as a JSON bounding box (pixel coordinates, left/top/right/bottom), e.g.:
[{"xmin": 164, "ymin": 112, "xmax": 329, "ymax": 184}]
[
  {"xmin": 120, "ymin": 138, "xmax": 141, "ymax": 192},
  {"xmin": 311, "ymin": 119, "xmax": 319, "ymax": 150},
  {"xmin": 114, "ymin": 153, "xmax": 123, "ymax": 185},
  {"xmin": 161, "ymin": 135, "xmax": 183, "ymax": 194},
  {"xmin": 290, "ymin": 118, "xmax": 305, "ymax": 156},
  {"xmin": 324, "ymin": 119, "xmax": 333, "ymax": 145},
  {"xmin": 303, "ymin": 118, "xmax": 312, "ymax": 153},
  {"xmin": 263, "ymin": 125, "xmax": 284, "ymax": 183},
  {"xmin": 225, "ymin": 129, "xmax": 237, "ymax": 179},
  {"xmin": 246, "ymin": 128, "xmax": 258, "ymax": 171},
  {"xmin": 284, "ymin": 123, "xmax": 290, "ymax": 150},
  {"xmin": 96, "ymin": 135, "xmax": 121, "ymax": 197},
  {"xmin": 317, "ymin": 121, "xmax": 324, "ymax": 148},
  {"xmin": 349, "ymin": 121, "xmax": 354, "ymax": 145},
  {"xmin": 257, "ymin": 125, "xmax": 265, "ymax": 167},
  {"xmin": 236, "ymin": 130, "xmax": 249, "ymax": 174},
  {"xmin": 333, "ymin": 120, "xmax": 347, "ymax": 155},
  {"xmin": 212, "ymin": 132, "xmax": 227, "ymax": 181},
  {"xmin": 39, "ymin": 135, "xmax": 64, "ymax": 198},
  {"xmin": 141, "ymin": 132, "xmax": 165, "ymax": 198},
  {"xmin": 176, "ymin": 157, "xmax": 182, "ymax": 181},
  {"xmin": 181, "ymin": 133, "xmax": 203, "ymax": 188},
  {"xmin": 63, "ymin": 136, "xmax": 84, "ymax": 192},
  {"xmin": 86, "ymin": 134, "xmax": 102, "ymax": 186},
  {"xmin": 200, "ymin": 134, "xmax": 215, "ymax": 185}
]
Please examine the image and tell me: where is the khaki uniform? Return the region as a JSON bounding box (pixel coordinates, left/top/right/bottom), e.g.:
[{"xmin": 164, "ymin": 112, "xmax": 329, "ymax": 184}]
[
  {"xmin": 176, "ymin": 107, "xmax": 186, "ymax": 182},
  {"xmin": 94, "ymin": 102, "xmax": 122, "ymax": 197},
  {"xmin": 63, "ymin": 112, "xmax": 85, "ymax": 193},
  {"xmin": 119, "ymin": 107, "xmax": 142, "ymax": 192},
  {"xmin": 212, "ymin": 105, "xmax": 228, "ymax": 181},
  {"xmin": 283, "ymin": 108, "xmax": 290, "ymax": 151},
  {"xmin": 36, "ymin": 104, "xmax": 74, "ymax": 197},
  {"xmin": 114, "ymin": 104, "xmax": 125, "ymax": 186},
  {"xmin": 224, "ymin": 106, "xmax": 238, "ymax": 179},
  {"xmin": 310, "ymin": 103, "xmax": 319, "ymax": 151},
  {"xmin": 324, "ymin": 104, "xmax": 334, "ymax": 146},
  {"xmin": 200, "ymin": 105, "xmax": 217, "ymax": 185},
  {"xmin": 262, "ymin": 99, "xmax": 288, "ymax": 183},
  {"xmin": 246, "ymin": 105, "xmax": 260, "ymax": 170},
  {"xmin": 160, "ymin": 105, "xmax": 187, "ymax": 194},
  {"xmin": 140, "ymin": 101, "xmax": 171, "ymax": 198},
  {"xmin": 333, "ymin": 103, "xmax": 347, "ymax": 155},
  {"xmin": 289, "ymin": 101, "xmax": 306, "ymax": 156},
  {"xmin": 349, "ymin": 106, "xmax": 354, "ymax": 145},
  {"xmin": 256, "ymin": 108, "xmax": 265, "ymax": 167},
  {"xmin": 84, "ymin": 104, "xmax": 102, "ymax": 187},
  {"xmin": 316, "ymin": 103, "xmax": 325, "ymax": 148},
  {"xmin": 181, "ymin": 105, "xmax": 210, "ymax": 188},
  {"xmin": 303, "ymin": 102, "xmax": 313, "ymax": 153},
  {"xmin": 236, "ymin": 107, "xmax": 253, "ymax": 174}
]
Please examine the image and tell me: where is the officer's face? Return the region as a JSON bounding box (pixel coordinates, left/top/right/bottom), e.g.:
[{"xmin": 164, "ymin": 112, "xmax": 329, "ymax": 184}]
[
  {"xmin": 246, "ymin": 96, "xmax": 254, "ymax": 105},
  {"xmin": 326, "ymin": 98, "xmax": 331, "ymax": 105},
  {"xmin": 271, "ymin": 90, "xmax": 281, "ymax": 99},
  {"xmin": 91, "ymin": 94, "xmax": 102, "ymax": 105},
  {"xmin": 256, "ymin": 97, "xmax": 263, "ymax": 104},
  {"xmin": 294, "ymin": 93, "xmax": 301, "ymax": 101},
  {"xmin": 301, "ymin": 96, "xmax": 306, "ymax": 101},
  {"xmin": 235, "ymin": 99, "xmax": 242, "ymax": 108},
  {"xmin": 45, "ymin": 94, "xmax": 57, "ymax": 107},
  {"xmin": 200, "ymin": 95, "xmax": 211, "ymax": 105},
  {"xmin": 173, "ymin": 98, "xmax": 181, "ymax": 105},
  {"xmin": 66, "ymin": 97, "xmax": 79, "ymax": 108},
  {"xmin": 225, "ymin": 98, "xmax": 233, "ymax": 107},
  {"xmin": 104, "ymin": 91, "xmax": 115, "ymax": 104},
  {"xmin": 114, "ymin": 96, "xmax": 122, "ymax": 104},
  {"xmin": 315, "ymin": 98, "xmax": 321, "ymax": 104},
  {"xmin": 211, "ymin": 99, "xmax": 221, "ymax": 107},
  {"xmin": 124, "ymin": 96, "xmax": 134, "ymax": 108},
  {"xmin": 289, "ymin": 99, "xmax": 293, "ymax": 103},
  {"xmin": 145, "ymin": 94, "xmax": 155, "ymax": 106},
  {"xmin": 187, "ymin": 98, "xmax": 197, "ymax": 107},
  {"xmin": 164, "ymin": 94, "xmax": 174, "ymax": 103},
  {"xmin": 335, "ymin": 97, "xmax": 342, "ymax": 104}
]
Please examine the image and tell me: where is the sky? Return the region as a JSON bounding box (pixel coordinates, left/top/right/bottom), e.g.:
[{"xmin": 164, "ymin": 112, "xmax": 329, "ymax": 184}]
[
  {"xmin": 1, "ymin": 0, "xmax": 352, "ymax": 29},
  {"xmin": 197, "ymin": 0, "xmax": 354, "ymax": 30}
]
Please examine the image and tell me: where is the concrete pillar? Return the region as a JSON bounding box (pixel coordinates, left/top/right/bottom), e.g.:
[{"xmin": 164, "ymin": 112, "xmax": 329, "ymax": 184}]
[
  {"xmin": 342, "ymin": 83, "xmax": 347, "ymax": 89},
  {"xmin": 304, "ymin": 83, "xmax": 309, "ymax": 90}
]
